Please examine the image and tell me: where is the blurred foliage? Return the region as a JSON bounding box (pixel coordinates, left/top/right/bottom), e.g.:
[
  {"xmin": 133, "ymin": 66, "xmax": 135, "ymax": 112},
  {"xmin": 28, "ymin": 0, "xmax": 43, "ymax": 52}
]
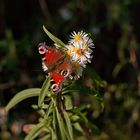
[{"xmin": 0, "ymin": 0, "xmax": 140, "ymax": 139}]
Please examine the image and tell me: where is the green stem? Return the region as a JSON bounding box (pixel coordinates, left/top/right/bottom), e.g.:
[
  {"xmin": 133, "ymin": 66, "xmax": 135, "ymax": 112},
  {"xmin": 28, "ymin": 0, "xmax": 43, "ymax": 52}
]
[{"xmin": 45, "ymin": 101, "xmax": 53, "ymax": 119}]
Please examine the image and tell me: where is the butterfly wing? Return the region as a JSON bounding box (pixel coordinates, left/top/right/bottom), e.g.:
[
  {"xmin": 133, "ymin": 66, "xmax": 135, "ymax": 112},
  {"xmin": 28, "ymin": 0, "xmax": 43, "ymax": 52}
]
[
  {"xmin": 38, "ymin": 43, "xmax": 72, "ymax": 92},
  {"xmin": 38, "ymin": 43, "xmax": 62, "ymax": 73}
]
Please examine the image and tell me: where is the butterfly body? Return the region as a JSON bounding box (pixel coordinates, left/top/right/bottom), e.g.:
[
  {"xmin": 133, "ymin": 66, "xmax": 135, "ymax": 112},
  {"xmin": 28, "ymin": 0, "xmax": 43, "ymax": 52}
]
[{"xmin": 38, "ymin": 43, "xmax": 72, "ymax": 92}]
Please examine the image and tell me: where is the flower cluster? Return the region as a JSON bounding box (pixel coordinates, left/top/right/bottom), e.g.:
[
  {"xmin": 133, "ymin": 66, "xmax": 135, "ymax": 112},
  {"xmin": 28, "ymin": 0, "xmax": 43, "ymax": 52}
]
[
  {"xmin": 66, "ymin": 31, "xmax": 94, "ymax": 79},
  {"xmin": 42, "ymin": 26, "xmax": 94, "ymax": 80}
]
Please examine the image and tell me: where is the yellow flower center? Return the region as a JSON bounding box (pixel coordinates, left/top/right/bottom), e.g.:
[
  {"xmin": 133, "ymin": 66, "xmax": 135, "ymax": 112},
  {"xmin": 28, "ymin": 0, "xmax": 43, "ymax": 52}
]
[
  {"xmin": 67, "ymin": 50, "xmax": 71, "ymax": 56},
  {"xmin": 77, "ymin": 49, "xmax": 83, "ymax": 55},
  {"xmin": 74, "ymin": 34, "xmax": 81, "ymax": 41},
  {"xmin": 73, "ymin": 47, "xmax": 78, "ymax": 53},
  {"xmin": 73, "ymin": 48, "xmax": 84, "ymax": 56}
]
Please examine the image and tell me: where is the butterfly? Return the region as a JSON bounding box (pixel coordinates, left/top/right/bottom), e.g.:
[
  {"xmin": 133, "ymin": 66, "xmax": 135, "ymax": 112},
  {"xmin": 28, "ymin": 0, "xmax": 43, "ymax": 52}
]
[{"xmin": 38, "ymin": 42, "xmax": 73, "ymax": 92}]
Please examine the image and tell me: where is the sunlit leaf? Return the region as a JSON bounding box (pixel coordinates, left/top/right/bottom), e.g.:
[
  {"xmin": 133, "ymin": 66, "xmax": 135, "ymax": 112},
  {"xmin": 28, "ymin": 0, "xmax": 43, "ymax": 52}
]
[
  {"xmin": 6, "ymin": 88, "xmax": 41, "ymax": 111},
  {"xmin": 63, "ymin": 110, "xmax": 74, "ymax": 140},
  {"xmin": 43, "ymin": 26, "xmax": 66, "ymax": 48},
  {"xmin": 45, "ymin": 101, "xmax": 53, "ymax": 119},
  {"xmin": 71, "ymin": 108, "xmax": 88, "ymax": 124},
  {"xmin": 55, "ymin": 107, "xmax": 67, "ymax": 140},
  {"xmin": 32, "ymin": 105, "xmax": 46, "ymax": 117},
  {"xmin": 53, "ymin": 109, "xmax": 60, "ymax": 140},
  {"xmin": 64, "ymin": 95, "xmax": 73, "ymax": 110},
  {"xmin": 73, "ymin": 122, "xmax": 84, "ymax": 136},
  {"xmin": 40, "ymin": 135, "xmax": 50, "ymax": 140},
  {"xmin": 71, "ymin": 115, "xmax": 80, "ymax": 122},
  {"xmin": 38, "ymin": 77, "xmax": 50, "ymax": 107},
  {"xmin": 50, "ymin": 127, "xmax": 56, "ymax": 140}
]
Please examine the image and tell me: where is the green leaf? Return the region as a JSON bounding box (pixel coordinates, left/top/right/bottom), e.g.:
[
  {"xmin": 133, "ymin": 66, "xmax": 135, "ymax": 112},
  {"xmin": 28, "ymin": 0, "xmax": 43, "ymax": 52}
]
[
  {"xmin": 72, "ymin": 108, "xmax": 88, "ymax": 124},
  {"xmin": 45, "ymin": 101, "xmax": 53, "ymax": 119},
  {"xmin": 52, "ymin": 109, "xmax": 56, "ymax": 131},
  {"xmin": 38, "ymin": 77, "xmax": 50, "ymax": 107},
  {"xmin": 32, "ymin": 105, "xmax": 46, "ymax": 117},
  {"xmin": 63, "ymin": 110, "xmax": 74, "ymax": 140},
  {"xmin": 64, "ymin": 95, "xmax": 73, "ymax": 110},
  {"xmin": 53, "ymin": 109, "xmax": 59, "ymax": 140},
  {"xmin": 73, "ymin": 122, "xmax": 84, "ymax": 136},
  {"xmin": 43, "ymin": 26, "xmax": 66, "ymax": 48},
  {"xmin": 71, "ymin": 115, "xmax": 80, "ymax": 122},
  {"xmin": 40, "ymin": 135, "xmax": 50, "ymax": 140},
  {"xmin": 6, "ymin": 88, "xmax": 41, "ymax": 111},
  {"xmin": 55, "ymin": 107, "xmax": 67, "ymax": 140},
  {"xmin": 50, "ymin": 127, "xmax": 56, "ymax": 140},
  {"xmin": 25, "ymin": 120, "xmax": 47, "ymax": 140}
]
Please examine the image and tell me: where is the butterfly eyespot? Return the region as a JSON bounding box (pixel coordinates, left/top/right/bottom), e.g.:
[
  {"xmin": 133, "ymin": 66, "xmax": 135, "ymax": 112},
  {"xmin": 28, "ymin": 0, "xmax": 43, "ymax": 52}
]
[
  {"xmin": 51, "ymin": 84, "xmax": 60, "ymax": 92},
  {"xmin": 60, "ymin": 69, "xmax": 69, "ymax": 77},
  {"xmin": 50, "ymin": 79, "xmax": 55, "ymax": 85},
  {"xmin": 38, "ymin": 46, "xmax": 46, "ymax": 54}
]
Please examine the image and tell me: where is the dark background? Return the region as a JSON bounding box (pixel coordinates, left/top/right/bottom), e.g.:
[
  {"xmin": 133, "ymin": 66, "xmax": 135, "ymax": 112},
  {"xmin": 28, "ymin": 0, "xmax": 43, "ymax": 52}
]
[{"xmin": 0, "ymin": 0, "xmax": 140, "ymax": 139}]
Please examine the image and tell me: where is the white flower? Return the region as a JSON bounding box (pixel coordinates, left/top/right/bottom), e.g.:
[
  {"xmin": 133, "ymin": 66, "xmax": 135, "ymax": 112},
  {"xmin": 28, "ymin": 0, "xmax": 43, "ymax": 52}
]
[
  {"xmin": 69, "ymin": 62, "xmax": 83, "ymax": 80},
  {"xmin": 69, "ymin": 31, "xmax": 94, "ymax": 48},
  {"xmin": 69, "ymin": 31, "xmax": 87, "ymax": 43},
  {"xmin": 66, "ymin": 31, "xmax": 94, "ymax": 68}
]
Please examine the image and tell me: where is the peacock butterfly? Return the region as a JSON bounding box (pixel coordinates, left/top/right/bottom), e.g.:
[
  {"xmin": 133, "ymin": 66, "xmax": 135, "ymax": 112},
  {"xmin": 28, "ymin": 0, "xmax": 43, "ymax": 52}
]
[{"xmin": 38, "ymin": 42, "xmax": 72, "ymax": 92}]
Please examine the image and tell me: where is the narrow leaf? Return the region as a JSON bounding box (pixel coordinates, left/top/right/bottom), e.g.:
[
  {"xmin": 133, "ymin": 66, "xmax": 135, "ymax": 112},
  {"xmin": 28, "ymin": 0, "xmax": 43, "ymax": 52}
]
[
  {"xmin": 73, "ymin": 122, "xmax": 84, "ymax": 136},
  {"xmin": 50, "ymin": 127, "xmax": 56, "ymax": 140},
  {"xmin": 6, "ymin": 88, "xmax": 41, "ymax": 111},
  {"xmin": 25, "ymin": 120, "xmax": 46, "ymax": 140},
  {"xmin": 43, "ymin": 26, "xmax": 66, "ymax": 48},
  {"xmin": 40, "ymin": 135, "xmax": 50, "ymax": 140},
  {"xmin": 32, "ymin": 105, "xmax": 46, "ymax": 117},
  {"xmin": 63, "ymin": 110, "xmax": 74, "ymax": 140},
  {"xmin": 64, "ymin": 95, "xmax": 73, "ymax": 110},
  {"xmin": 45, "ymin": 101, "xmax": 53, "ymax": 119},
  {"xmin": 38, "ymin": 77, "xmax": 50, "ymax": 107},
  {"xmin": 72, "ymin": 108, "xmax": 88, "ymax": 124},
  {"xmin": 55, "ymin": 107, "xmax": 67, "ymax": 140},
  {"xmin": 71, "ymin": 115, "xmax": 80, "ymax": 122},
  {"xmin": 53, "ymin": 109, "xmax": 60, "ymax": 140}
]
